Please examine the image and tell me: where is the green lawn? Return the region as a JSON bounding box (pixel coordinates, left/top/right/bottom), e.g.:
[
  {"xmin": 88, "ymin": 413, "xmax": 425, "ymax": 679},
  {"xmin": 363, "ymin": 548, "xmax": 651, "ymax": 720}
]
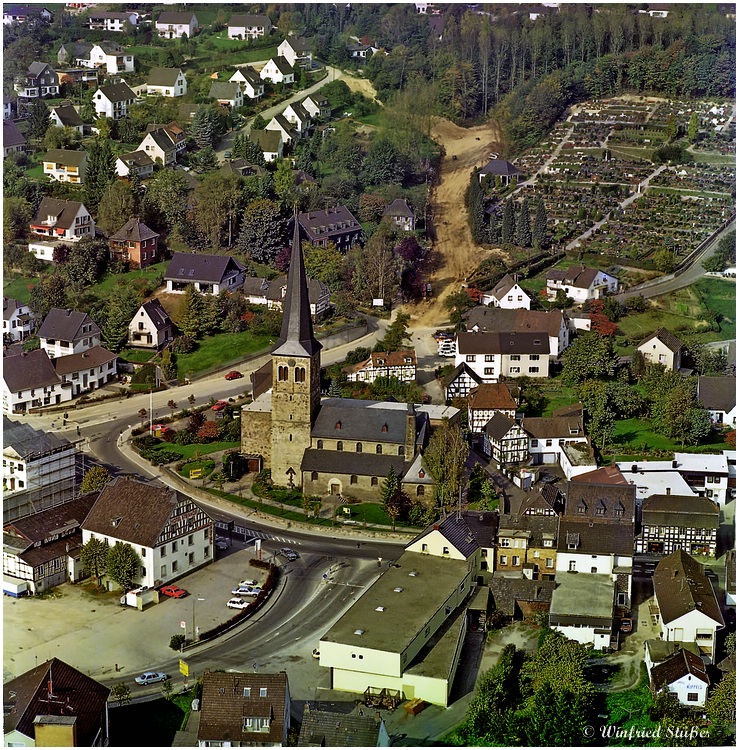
[
  {"xmin": 542, "ymin": 386, "xmax": 578, "ymax": 417},
  {"xmin": 176, "ymin": 331, "xmax": 273, "ymax": 378},
  {"xmin": 350, "ymin": 503, "xmax": 393, "ymax": 526},
  {"xmin": 3, "ymin": 275, "xmax": 39, "ymax": 302},
  {"xmin": 92, "ymin": 262, "xmax": 168, "ymax": 297},
  {"xmin": 157, "ymin": 442, "xmax": 239, "ymax": 460},
  {"xmin": 609, "ymin": 417, "xmax": 730, "ymax": 455},
  {"xmin": 693, "ymin": 277, "xmax": 736, "ymax": 343},
  {"xmin": 180, "ymin": 458, "xmax": 215, "ymax": 478},
  {"xmin": 119, "ymin": 348, "xmax": 156, "ymax": 363}
]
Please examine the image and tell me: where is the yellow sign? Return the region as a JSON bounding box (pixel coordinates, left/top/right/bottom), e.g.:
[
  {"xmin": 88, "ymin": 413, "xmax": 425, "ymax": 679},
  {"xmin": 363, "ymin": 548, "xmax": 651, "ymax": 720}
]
[
  {"xmin": 179, "ymin": 659, "xmax": 189, "ymax": 677},
  {"xmin": 189, "ymin": 469, "xmax": 202, "ymax": 479}
]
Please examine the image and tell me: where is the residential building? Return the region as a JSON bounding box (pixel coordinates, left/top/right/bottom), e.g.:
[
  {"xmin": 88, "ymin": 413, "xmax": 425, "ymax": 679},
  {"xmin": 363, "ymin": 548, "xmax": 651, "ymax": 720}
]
[
  {"xmin": 636, "ymin": 328, "xmax": 684, "ymax": 371},
  {"xmin": 78, "ymin": 42, "xmax": 134, "ymax": 75},
  {"xmin": 109, "ymin": 218, "xmax": 160, "ymax": 269},
  {"xmin": 467, "ymin": 382, "xmax": 518, "ymax": 433},
  {"xmin": 115, "ymin": 150, "xmax": 154, "ymax": 179},
  {"xmin": 618, "ymin": 461, "xmax": 696, "ymax": 504},
  {"xmin": 37, "ymin": 307, "xmax": 101, "ymax": 358},
  {"xmin": 3, "ymin": 298, "xmax": 35, "ymax": 344},
  {"xmin": 88, "ymin": 10, "xmax": 137, "ymax": 31},
  {"xmin": 382, "ymin": 199, "xmax": 415, "ymax": 231},
  {"xmin": 302, "ymin": 93, "xmax": 331, "ymax": 120},
  {"xmin": 296, "ymin": 206, "xmax": 362, "ymax": 251},
  {"xmin": 2, "ymin": 350, "xmax": 69, "ymax": 415},
  {"xmin": 42, "ymin": 149, "xmax": 87, "ymax": 184},
  {"xmin": 455, "ymin": 331, "xmax": 550, "ymax": 381},
  {"xmin": 3, "ymin": 493, "xmax": 95, "ymax": 591},
  {"xmin": 53, "ymin": 66, "xmax": 99, "ymax": 88},
  {"xmin": 128, "ymin": 299, "xmax": 173, "ymax": 350},
  {"xmin": 443, "ymin": 362, "xmax": 482, "ymax": 402},
  {"xmin": 344, "ymin": 350, "xmax": 417, "ymax": 384},
  {"xmin": 2, "ymin": 417, "xmax": 77, "ymax": 521},
  {"xmin": 147, "ymin": 67, "xmax": 187, "ymax": 97},
  {"xmin": 227, "ymin": 13, "xmax": 272, "ymax": 39},
  {"xmin": 14, "ymin": 61, "xmax": 59, "ymax": 99},
  {"xmin": 82, "ymin": 477, "xmax": 215, "ymax": 589},
  {"xmin": 489, "ymin": 576, "xmax": 556, "ymax": 621},
  {"xmin": 278, "ymin": 37, "xmax": 313, "ymax": 68},
  {"xmin": 28, "ymin": 198, "xmax": 95, "ymax": 257},
  {"xmin": 93, "ymin": 81, "xmax": 136, "ymax": 120},
  {"xmin": 478, "ymin": 158, "xmax": 522, "ymax": 185},
  {"xmin": 230, "ymin": 67, "xmax": 264, "ymax": 99},
  {"xmin": 697, "ymin": 376, "xmax": 736, "ymax": 426},
  {"xmin": 4, "ymin": 96, "xmax": 16, "ymax": 120},
  {"xmin": 49, "ymin": 103, "xmax": 84, "ymax": 134},
  {"xmin": 298, "ymin": 706, "xmax": 389, "ymax": 747},
  {"xmin": 4, "ymin": 121, "xmax": 27, "ymax": 158},
  {"xmin": 243, "ymin": 274, "xmax": 331, "ymax": 319},
  {"xmin": 483, "ymin": 412, "xmax": 529, "ymax": 465},
  {"xmin": 653, "ymin": 549, "xmax": 724, "ymax": 663},
  {"xmin": 56, "ymin": 41, "xmax": 92, "ymax": 66},
  {"xmin": 164, "ymin": 253, "xmax": 246, "ymax": 295},
  {"xmin": 481, "ymin": 274, "xmax": 532, "ymax": 310},
  {"xmin": 155, "ymin": 11, "xmax": 198, "ymax": 38},
  {"xmin": 249, "ymin": 129, "xmax": 283, "ymax": 162},
  {"xmin": 464, "ymin": 307, "xmax": 568, "ymax": 357},
  {"xmin": 3, "ymin": 659, "xmax": 109, "ymax": 747},
  {"xmin": 545, "ymin": 265, "xmax": 618, "ymax": 302},
  {"xmin": 347, "ymin": 41, "xmax": 378, "ymax": 59},
  {"xmin": 197, "ymin": 670, "xmax": 290, "ymax": 747},
  {"xmin": 208, "ymin": 80, "xmax": 244, "ymax": 109},
  {"xmin": 260, "ymin": 56, "xmax": 295, "ymax": 84},
  {"xmin": 283, "ymin": 101, "xmax": 312, "ymax": 135},
  {"xmin": 53, "ymin": 345, "xmax": 118, "ymax": 397},
  {"xmin": 266, "ymin": 113, "xmax": 299, "ymax": 146},
  {"xmin": 522, "ymin": 413, "xmax": 587, "ymax": 465},
  {"xmin": 3, "ymin": 5, "xmax": 52, "ymax": 25},
  {"xmin": 145, "ymin": 121, "xmax": 186, "ymax": 155},
  {"xmin": 649, "ymin": 648, "xmax": 710, "ymax": 707},
  {"xmin": 138, "ymin": 128, "xmax": 177, "ymax": 166},
  {"xmin": 635, "ymin": 494, "xmax": 719, "ymax": 557}
]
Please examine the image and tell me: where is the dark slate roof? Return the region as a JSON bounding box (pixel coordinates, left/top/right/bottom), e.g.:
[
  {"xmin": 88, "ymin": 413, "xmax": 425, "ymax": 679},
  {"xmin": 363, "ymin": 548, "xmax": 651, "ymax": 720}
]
[
  {"xmin": 2, "ymin": 349, "xmax": 60, "ymax": 392},
  {"xmin": 44, "ymin": 149, "xmax": 86, "ymax": 167},
  {"xmin": 478, "ymin": 158, "xmax": 521, "ymax": 177},
  {"xmin": 95, "ymin": 40, "xmax": 127, "ymax": 55},
  {"xmin": 442, "ymin": 362, "xmax": 482, "ymax": 389},
  {"xmin": 144, "ymin": 127, "xmax": 176, "ymax": 153},
  {"xmin": 117, "ymin": 150, "xmax": 154, "ymax": 168},
  {"xmin": 33, "ymin": 197, "xmax": 86, "ymax": 231},
  {"xmin": 51, "ymin": 104, "xmax": 83, "ymax": 128},
  {"xmin": 284, "ymin": 36, "xmax": 312, "ymax": 52},
  {"xmin": 311, "ymin": 400, "xmax": 422, "ymax": 444},
  {"xmin": 138, "ymin": 299, "xmax": 171, "ymax": 331},
  {"xmin": 521, "ymin": 486, "xmax": 564, "ymax": 515},
  {"xmin": 499, "ymin": 511, "xmax": 558, "ymax": 547},
  {"xmin": 557, "ymin": 517, "xmax": 635, "ymax": 556},
  {"xmin": 165, "ymin": 252, "xmax": 245, "ymax": 284},
  {"xmin": 297, "ymin": 206, "xmax": 360, "ymax": 241},
  {"xmin": 157, "ymin": 11, "xmax": 197, "ymax": 24},
  {"xmin": 5, "ymin": 494, "xmax": 97, "ymax": 545},
  {"xmin": 273, "ymin": 215, "xmax": 322, "ymax": 358},
  {"xmin": 18, "ymin": 532, "xmax": 82, "ymax": 568},
  {"xmin": 3, "ymin": 297, "xmax": 25, "ymax": 321},
  {"xmin": 637, "ymin": 327, "xmax": 684, "ymax": 353},
  {"xmin": 546, "ymin": 265, "xmax": 606, "ymax": 289},
  {"xmin": 489, "ymin": 577, "xmax": 556, "ymax": 616},
  {"xmin": 301, "ymin": 449, "xmax": 406, "ymax": 478},
  {"xmin": 468, "ymin": 383, "xmax": 517, "ymax": 411},
  {"xmin": 147, "ymin": 67, "xmax": 183, "ymax": 87},
  {"xmin": 484, "ymin": 411, "xmax": 518, "ymax": 441},
  {"xmin": 4, "ymin": 120, "xmax": 27, "ymax": 148},
  {"xmin": 110, "ymin": 217, "xmax": 159, "ymax": 243},
  {"xmin": 642, "ymin": 494, "xmax": 720, "ymax": 530},
  {"xmin": 457, "ymin": 331, "xmax": 550, "ymax": 356},
  {"xmin": 270, "ymin": 113, "xmax": 298, "ymax": 139},
  {"xmin": 198, "ymin": 671, "xmax": 288, "ymax": 745},
  {"xmin": 653, "ymin": 549, "xmax": 724, "ymax": 626},
  {"xmin": 38, "ymin": 307, "xmax": 99, "ymax": 342},
  {"xmin": 3, "ymin": 416, "xmax": 71, "ymax": 457},
  {"xmin": 522, "ymin": 415, "xmax": 584, "ymax": 439},
  {"xmin": 414, "ymin": 511, "xmax": 498, "ymax": 557},
  {"xmin": 89, "ymin": 11, "xmax": 135, "ymax": 20},
  {"xmin": 229, "ymin": 13, "xmax": 272, "ymax": 28},
  {"xmin": 552, "ymin": 402, "xmax": 584, "ymax": 418},
  {"xmin": 53, "ymin": 345, "xmax": 116, "ymax": 376},
  {"xmin": 463, "ymin": 307, "xmax": 564, "ymax": 339},
  {"xmin": 27, "ymin": 61, "xmax": 54, "ymax": 79},
  {"xmin": 97, "ymin": 81, "xmax": 136, "ymax": 103},
  {"xmin": 650, "ymin": 649, "xmax": 709, "ymax": 690},
  {"xmin": 233, "ymin": 67, "xmax": 262, "ymax": 87},
  {"xmin": 564, "ymin": 481, "xmax": 636, "ymax": 520},
  {"xmin": 298, "ymin": 707, "xmax": 383, "ymax": 747},
  {"xmin": 383, "ymin": 198, "xmax": 414, "ymax": 218},
  {"xmin": 58, "ymin": 41, "xmax": 93, "ymax": 59},
  {"xmin": 3, "ymin": 658, "xmax": 110, "ymax": 744},
  {"xmin": 697, "ymin": 376, "xmax": 736, "ymax": 412},
  {"xmin": 269, "ymin": 56, "xmax": 295, "ymax": 76}
]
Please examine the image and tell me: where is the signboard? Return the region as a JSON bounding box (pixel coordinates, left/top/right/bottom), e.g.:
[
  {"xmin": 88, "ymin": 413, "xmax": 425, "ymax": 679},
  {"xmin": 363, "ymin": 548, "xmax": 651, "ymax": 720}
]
[
  {"xmin": 180, "ymin": 620, "xmax": 186, "ymax": 629},
  {"xmin": 179, "ymin": 659, "xmax": 189, "ymax": 677},
  {"xmin": 372, "ymin": 298, "xmax": 384, "ymax": 307},
  {"xmin": 190, "ymin": 469, "xmax": 203, "ymax": 479}
]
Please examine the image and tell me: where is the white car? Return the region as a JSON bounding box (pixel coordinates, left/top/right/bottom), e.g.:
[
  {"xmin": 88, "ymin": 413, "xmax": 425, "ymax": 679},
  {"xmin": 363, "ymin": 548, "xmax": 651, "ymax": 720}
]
[
  {"xmin": 134, "ymin": 671, "xmax": 168, "ymax": 685},
  {"xmin": 227, "ymin": 597, "xmax": 250, "ymax": 609},
  {"xmin": 238, "ymin": 579, "xmax": 258, "ymax": 588},
  {"xmin": 231, "ymin": 586, "xmax": 258, "ymax": 596}
]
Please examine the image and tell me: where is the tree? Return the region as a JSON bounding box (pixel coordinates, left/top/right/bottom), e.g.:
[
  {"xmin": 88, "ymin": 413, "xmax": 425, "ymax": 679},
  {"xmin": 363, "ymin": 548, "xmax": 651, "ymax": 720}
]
[
  {"xmin": 515, "ymin": 197, "xmax": 532, "ymax": 247},
  {"xmin": 444, "ymin": 289, "xmax": 477, "ymax": 329},
  {"xmin": 80, "ymin": 465, "xmax": 111, "ymax": 494},
  {"xmin": 501, "ymin": 199, "xmax": 515, "ymax": 245},
  {"xmin": 106, "ymin": 542, "xmax": 142, "ymax": 590},
  {"xmin": 236, "ymin": 199, "xmax": 285, "ymax": 264},
  {"xmin": 361, "ymin": 138, "xmax": 406, "ymax": 185},
  {"xmin": 561, "ymin": 332, "xmax": 619, "ymax": 386},
  {"xmin": 144, "ymin": 168, "xmax": 191, "ymax": 234},
  {"xmin": 352, "ymin": 225, "xmax": 399, "ymax": 304},
  {"xmin": 96, "ymin": 180, "xmax": 139, "ymax": 235},
  {"xmin": 138, "ymin": 408, "xmax": 148, "ymax": 426},
  {"xmin": 191, "ymin": 145, "xmax": 219, "ymax": 173},
  {"xmin": 43, "ymin": 125, "xmax": 81, "ymax": 151},
  {"xmin": 533, "ymin": 199, "xmax": 548, "ymax": 248},
  {"xmin": 3, "ymin": 196, "xmax": 32, "ymax": 244},
  {"xmin": 653, "ymin": 247, "xmax": 675, "ymax": 273},
  {"xmin": 110, "ymin": 683, "xmax": 131, "ymax": 708},
  {"xmin": 190, "ymin": 105, "xmax": 218, "ymax": 148},
  {"xmin": 28, "ymin": 274, "xmax": 68, "ymax": 318},
  {"xmin": 304, "ymin": 242, "xmax": 344, "ymax": 291},
  {"xmin": 161, "ymin": 679, "xmax": 174, "ymax": 700},
  {"xmin": 422, "ymin": 418, "xmax": 469, "ymax": 510},
  {"xmin": 80, "ymin": 537, "xmax": 108, "ymax": 584},
  {"xmin": 177, "ymin": 285, "xmax": 206, "ymax": 339},
  {"xmin": 273, "ymin": 159, "xmax": 296, "ymax": 210},
  {"xmin": 84, "ymin": 138, "xmax": 116, "ymax": 212},
  {"xmin": 687, "ymin": 111, "xmax": 699, "ymax": 142},
  {"xmin": 191, "ymin": 172, "xmax": 243, "ymax": 249},
  {"xmin": 27, "ymin": 99, "xmax": 50, "ymax": 141},
  {"xmin": 381, "ymin": 466, "xmax": 400, "ymax": 510},
  {"xmin": 62, "ymin": 237, "xmax": 108, "ymax": 288},
  {"xmin": 374, "ymin": 312, "xmax": 412, "ymax": 352},
  {"xmin": 167, "ymin": 400, "xmax": 177, "ymax": 417},
  {"xmin": 251, "ymin": 113, "xmax": 268, "ymax": 131},
  {"xmin": 92, "ymin": 284, "xmax": 141, "ymax": 352}
]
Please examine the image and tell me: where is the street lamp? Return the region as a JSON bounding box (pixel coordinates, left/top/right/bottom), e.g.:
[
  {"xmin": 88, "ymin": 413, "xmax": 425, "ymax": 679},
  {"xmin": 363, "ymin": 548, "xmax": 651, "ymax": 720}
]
[{"xmin": 192, "ymin": 596, "xmax": 205, "ymax": 643}]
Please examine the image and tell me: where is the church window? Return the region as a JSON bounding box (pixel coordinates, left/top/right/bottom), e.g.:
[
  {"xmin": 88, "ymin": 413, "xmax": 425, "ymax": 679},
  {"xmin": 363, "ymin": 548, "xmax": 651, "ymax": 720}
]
[
  {"xmin": 398, "ymin": 446, "xmax": 405, "ymax": 456},
  {"xmin": 417, "ymin": 485, "xmax": 424, "ymax": 496},
  {"xmin": 356, "ymin": 443, "xmax": 362, "ymax": 452},
  {"xmin": 289, "ymin": 434, "xmax": 292, "ymax": 441},
  {"xmin": 376, "ymin": 444, "xmax": 382, "ymax": 454},
  {"xmin": 278, "ymin": 365, "xmax": 288, "ymax": 381},
  {"xmin": 337, "ymin": 441, "xmax": 343, "ymax": 451},
  {"xmin": 295, "ymin": 367, "xmax": 306, "ymax": 382},
  {"xmin": 311, "ymin": 471, "xmax": 318, "ymax": 481},
  {"xmin": 350, "ymin": 475, "xmax": 358, "ymax": 485},
  {"xmin": 317, "ymin": 440, "xmax": 323, "ymax": 449},
  {"xmin": 371, "ymin": 477, "xmax": 378, "ymax": 486}
]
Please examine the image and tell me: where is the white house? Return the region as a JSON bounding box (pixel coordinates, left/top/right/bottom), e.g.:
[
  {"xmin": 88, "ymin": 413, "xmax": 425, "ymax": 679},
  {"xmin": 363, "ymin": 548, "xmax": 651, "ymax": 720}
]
[
  {"xmin": 467, "ymin": 382, "xmax": 518, "ymax": 433},
  {"xmin": 28, "ymin": 198, "xmax": 95, "ymax": 261},
  {"xmin": 147, "ymin": 68, "xmax": 187, "ymax": 98},
  {"xmin": 283, "ymin": 101, "xmax": 312, "ymax": 135},
  {"xmin": 697, "ymin": 376, "xmax": 736, "ymax": 427},
  {"xmin": 155, "ymin": 11, "xmax": 198, "ymax": 39},
  {"xmin": 249, "ymin": 129, "xmax": 283, "ymax": 162},
  {"xmin": 3, "ymin": 5, "xmax": 52, "ymax": 25},
  {"xmin": 93, "ymin": 81, "xmax": 136, "ymax": 120},
  {"xmin": 82, "ymin": 477, "xmax": 215, "ymax": 590},
  {"xmin": 138, "ymin": 128, "xmax": 177, "ymax": 166},
  {"xmin": 455, "ymin": 331, "xmax": 550, "ymax": 382},
  {"xmin": 382, "ymin": 199, "xmax": 415, "ymax": 232},
  {"xmin": 545, "ymin": 265, "xmax": 618, "ymax": 303},
  {"xmin": 37, "ymin": 307, "xmax": 101, "ymax": 358},
  {"xmin": 649, "ymin": 648, "xmax": 710, "ymax": 707},
  {"xmin": 2, "ymin": 349, "xmax": 70, "ymax": 415},
  {"xmin": 115, "ymin": 150, "xmax": 154, "ymax": 179},
  {"xmin": 208, "ymin": 81, "xmax": 243, "ymax": 109},
  {"xmin": 164, "ymin": 253, "xmax": 246, "ymax": 295},
  {"xmin": 481, "ymin": 274, "xmax": 532, "ymax": 310},
  {"xmin": 260, "ymin": 56, "xmax": 295, "ymax": 85},
  {"xmin": 653, "ymin": 549, "xmax": 724, "ymax": 663},
  {"xmin": 2, "ymin": 298, "xmax": 35, "ymax": 343},
  {"xmin": 14, "ymin": 61, "xmax": 58, "ymax": 99},
  {"xmin": 88, "ymin": 10, "xmax": 137, "ymax": 31},
  {"xmin": 78, "ymin": 42, "xmax": 134, "ymax": 75},
  {"xmin": 549, "ymin": 572, "xmax": 615, "ymax": 650},
  {"xmin": 278, "ymin": 37, "xmax": 312, "ymax": 69},
  {"xmin": 128, "ymin": 299, "xmax": 174, "ymax": 350},
  {"xmin": 266, "ymin": 114, "xmax": 299, "ymax": 145},
  {"xmin": 636, "ymin": 328, "xmax": 684, "ymax": 371},
  {"xmin": 522, "ymin": 413, "xmax": 588, "ymax": 465},
  {"xmin": 227, "ymin": 13, "xmax": 272, "ymax": 39},
  {"xmin": 344, "ymin": 350, "xmax": 417, "ymax": 384},
  {"xmin": 42, "ymin": 148, "xmax": 87, "ymax": 184},
  {"xmin": 302, "ymin": 93, "xmax": 331, "ymax": 120},
  {"xmin": 54, "ymin": 345, "xmax": 118, "ymax": 397},
  {"xmin": 49, "ymin": 103, "xmax": 84, "ymax": 134},
  {"xmin": 229, "ymin": 67, "xmax": 264, "ymax": 99}
]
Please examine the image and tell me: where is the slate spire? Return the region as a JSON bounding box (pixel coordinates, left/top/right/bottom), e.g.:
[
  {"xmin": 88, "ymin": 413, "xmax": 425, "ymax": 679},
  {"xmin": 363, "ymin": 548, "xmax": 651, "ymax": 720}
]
[{"xmin": 273, "ymin": 212, "xmax": 322, "ymax": 357}]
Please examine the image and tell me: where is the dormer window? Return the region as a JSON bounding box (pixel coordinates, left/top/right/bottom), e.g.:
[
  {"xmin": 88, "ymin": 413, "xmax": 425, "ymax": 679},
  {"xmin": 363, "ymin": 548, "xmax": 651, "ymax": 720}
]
[
  {"xmin": 335, "ymin": 421, "xmax": 342, "ymax": 429},
  {"xmin": 381, "ymin": 423, "xmax": 388, "ymax": 432},
  {"xmin": 418, "ymin": 469, "xmax": 425, "ymax": 479},
  {"xmin": 577, "ymin": 501, "xmax": 587, "ymax": 514}
]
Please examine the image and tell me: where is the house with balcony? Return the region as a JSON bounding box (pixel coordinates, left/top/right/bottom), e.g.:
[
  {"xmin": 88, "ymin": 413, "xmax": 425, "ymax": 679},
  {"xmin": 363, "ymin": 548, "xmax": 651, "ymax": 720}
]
[
  {"xmin": 230, "ymin": 67, "xmax": 264, "ymax": 99},
  {"xmin": 197, "ymin": 670, "xmax": 290, "ymax": 747},
  {"xmin": 2, "ymin": 349, "xmax": 69, "ymax": 415},
  {"xmin": 344, "ymin": 350, "xmax": 417, "ymax": 384},
  {"xmin": 227, "ymin": 13, "xmax": 272, "ymax": 39},
  {"xmin": 260, "ymin": 56, "xmax": 295, "ymax": 84},
  {"xmin": 636, "ymin": 328, "xmax": 684, "ymax": 371},
  {"xmin": 382, "ymin": 199, "xmax": 415, "ymax": 232},
  {"xmin": 3, "ymin": 298, "xmax": 35, "ymax": 344},
  {"xmin": 28, "ymin": 198, "xmax": 94, "ymax": 261},
  {"xmin": 164, "ymin": 253, "xmax": 246, "ymax": 295},
  {"xmin": 78, "ymin": 42, "xmax": 134, "ymax": 75},
  {"xmin": 522, "ymin": 412, "xmax": 587, "ymax": 466},
  {"xmin": 302, "ymin": 93, "xmax": 331, "ymax": 120},
  {"xmin": 81, "ymin": 477, "xmax": 215, "ymax": 590},
  {"xmin": 42, "ymin": 149, "xmax": 87, "ymax": 184},
  {"xmin": 115, "ymin": 150, "xmax": 154, "ymax": 178},
  {"xmin": 455, "ymin": 331, "xmax": 550, "ymax": 382},
  {"xmin": 3, "ymin": 5, "xmax": 52, "ymax": 25},
  {"xmin": 155, "ymin": 11, "xmax": 198, "ymax": 38},
  {"xmin": 49, "ymin": 103, "xmax": 84, "ymax": 134},
  {"xmin": 3, "ymin": 120, "xmax": 26, "ymax": 157},
  {"xmin": 653, "ymin": 549, "xmax": 724, "ymax": 663},
  {"xmin": 481, "ymin": 274, "xmax": 532, "ymax": 310},
  {"xmin": 208, "ymin": 81, "xmax": 243, "ymax": 109},
  {"xmin": 295, "ymin": 206, "xmax": 362, "ymax": 251},
  {"xmin": 14, "ymin": 61, "xmax": 59, "ymax": 99},
  {"xmin": 93, "ymin": 81, "xmax": 136, "ymax": 120},
  {"xmin": 147, "ymin": 68, "xmax": 187, "ymax": 98},
  {"xmin": 545, "ymin": 265, "xmax": 618, "ymax": 303},
  {"xmin": 128, "ymin": 299, "xmax": 174, "ymax": 350},
  {"xmin": 88, "ymin": 10, "xmax": 137, "ymax": 31},
  {"xmin": 278, "ymin": 37, "xmax": 313, "ymax": 68},
  {"xmin": 38, "ymin": 308, "xmax": 100, "ymax": 359},
  {"xmin": 54, "ymin": 345, "xmax": 118, "ymax": 397},
  {"xmin": 467, "ymin": 382, "xmax": 518, "ymax": 433},
  {"xmin": 109, "ymin": 218, "xmax": 160, "ymax": 269}
]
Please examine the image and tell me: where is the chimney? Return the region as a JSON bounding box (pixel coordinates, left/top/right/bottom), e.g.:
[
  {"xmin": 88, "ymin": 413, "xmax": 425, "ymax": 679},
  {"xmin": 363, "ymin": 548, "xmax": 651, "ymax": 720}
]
[
  {"xmin": 672, "ymin": 460, "xmax": 678, "ymax": 469},
  {"xmin": 433, "ymin": 523, "xmax": 439, "ymax": 531}
]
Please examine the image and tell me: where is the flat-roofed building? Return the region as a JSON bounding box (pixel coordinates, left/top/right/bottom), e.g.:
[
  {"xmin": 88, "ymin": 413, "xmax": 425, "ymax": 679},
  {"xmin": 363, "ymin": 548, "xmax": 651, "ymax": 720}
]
[{"xmin": 549, "ymin": 572, "xmax": 615, "ymax": 650}]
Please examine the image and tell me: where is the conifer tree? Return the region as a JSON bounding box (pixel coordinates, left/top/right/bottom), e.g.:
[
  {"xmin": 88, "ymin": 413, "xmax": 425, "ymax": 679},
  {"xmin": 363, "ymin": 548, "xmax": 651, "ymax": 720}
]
[
  {"xmin": 84, "ymin": 138, "xmax": 116, "ymax": 213},
  {"xmin": 515, "ymin": 198, "xmax": 532, "ymax": 247},
  {"xmin": 501, "ymin": 200, "xmax": 515, "ymax": 245},
  {"xmin": 190, "ymin": 105, "xmax": 217, "ymax": 148},
  {"xmin": 533, "ymin": 199, "xmax": 548, "ymax": 249}
]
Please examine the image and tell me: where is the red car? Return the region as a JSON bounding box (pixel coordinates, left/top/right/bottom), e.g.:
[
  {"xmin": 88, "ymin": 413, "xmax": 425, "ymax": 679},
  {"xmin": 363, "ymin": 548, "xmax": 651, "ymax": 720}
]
[
  {"xmin": 160, "ymin": 584, "xmax": 188, "ymax": 599},
  {"xmin": 225, "ymin": 370, "xmax": 243, "ymax": 380},
  {"xmin": 212, "ymin": 400, "xmax": 228, "ymax": 411}
]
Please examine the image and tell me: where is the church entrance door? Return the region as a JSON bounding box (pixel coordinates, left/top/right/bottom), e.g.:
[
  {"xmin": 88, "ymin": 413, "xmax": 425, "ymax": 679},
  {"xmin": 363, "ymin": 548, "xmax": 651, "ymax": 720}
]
[{"xmin": 330, "ymin": 483, "xmax": 340, "ymax": 495}]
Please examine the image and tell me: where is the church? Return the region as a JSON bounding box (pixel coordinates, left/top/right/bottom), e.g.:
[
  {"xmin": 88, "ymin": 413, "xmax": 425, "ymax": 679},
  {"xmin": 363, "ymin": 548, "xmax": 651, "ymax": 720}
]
[{"xmin": 240, "ymin": 220, "xmax": 434, "ymax": 502}]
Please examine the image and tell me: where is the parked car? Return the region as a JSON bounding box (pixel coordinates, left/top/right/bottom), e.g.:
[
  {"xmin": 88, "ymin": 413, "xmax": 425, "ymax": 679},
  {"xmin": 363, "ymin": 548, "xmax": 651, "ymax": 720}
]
[
  {"xmin": 135, "ymin": 671, "xmax": 168, "ymax": 685},
  {"xmin": 216, "ymin": 539, "xmax": 229, "ymax": 550},
  {"xmin": 238, "ymin": 579, "xmax": 258, "ymax": 588},
  {"xmin": 227, "ymin": 597, "xmax": 250, "ymax": 609},
  {"xmin": 280, "ymin": 547, "xmax": 299, "ymax": 561},
  {"xmin": 159, "ymin": 584, "xmax": 188, "ymax": 599},
  {"xmin": 212, "ymin": 400, "xmax": 229, "ymax": 411},
  {"xmin": 225, "ymin": 370, "xmax": 243, "ymax": 380}
]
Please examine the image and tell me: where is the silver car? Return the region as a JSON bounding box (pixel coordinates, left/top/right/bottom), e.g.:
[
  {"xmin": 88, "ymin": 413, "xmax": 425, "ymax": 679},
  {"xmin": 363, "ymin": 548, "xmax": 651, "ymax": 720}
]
[{"xmin": 135, "ymin": 671, "xmax": 168, "ymax": 685}]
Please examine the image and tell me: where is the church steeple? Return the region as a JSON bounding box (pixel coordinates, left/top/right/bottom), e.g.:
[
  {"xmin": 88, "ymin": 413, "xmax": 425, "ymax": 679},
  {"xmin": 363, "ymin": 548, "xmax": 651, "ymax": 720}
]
[{"xmin": 273, "ymin": 213, "xmax": 322, "ymax": 358}]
